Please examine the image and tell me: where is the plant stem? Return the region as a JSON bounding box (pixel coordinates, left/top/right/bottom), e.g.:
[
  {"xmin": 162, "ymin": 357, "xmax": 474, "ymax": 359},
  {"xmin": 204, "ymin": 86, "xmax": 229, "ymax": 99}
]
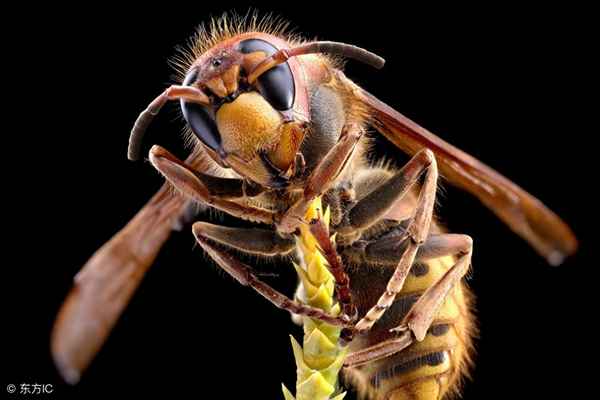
[{"xmin": 282, "ymin": 197, "xmax": 347, "ymax": 400}]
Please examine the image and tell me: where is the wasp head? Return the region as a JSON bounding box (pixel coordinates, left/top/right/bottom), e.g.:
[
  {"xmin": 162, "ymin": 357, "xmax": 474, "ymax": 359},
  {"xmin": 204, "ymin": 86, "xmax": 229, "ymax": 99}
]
[
  {"xmin": 179, "ymin": 33, "xmax": 307, "ymax": 189},
  {"xmin": 127, "ymin": 26, "xmax": 383, "ymax": 190}
]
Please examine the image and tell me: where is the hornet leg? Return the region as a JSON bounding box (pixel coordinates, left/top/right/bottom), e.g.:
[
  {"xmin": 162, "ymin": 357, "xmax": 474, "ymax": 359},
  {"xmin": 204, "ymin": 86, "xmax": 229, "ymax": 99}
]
[
  {"xmin": 345, "ymin": 232, "xmax": 472, "ymax": 267},
  {"xmin": 353, "ymin": 150, "xmax": 438, "ymax": 333},
  {"xmin": 344, "ymin": 233, "xmax": 472, "ymax": 367},
  {"xmin": 277, "ymin": 123, "xmax": 364, "ymax": 234},
  {"xmin": 193, "ymin": 224, "xmax": 351, "ymax": 328},
  {"xmin": 336, "ymin": 149, "xmax": 436, "ymax": 235},
  {"xmin": 309, "ymin": 219, "xmax": 357, "ymax": 324},
  {"xmin": 149, "ymin": 145, "xmax": 275, "ymax": 224},
  {"xmin": 192, "ymin": 222, "xmax": 295, "ymax": 257}
]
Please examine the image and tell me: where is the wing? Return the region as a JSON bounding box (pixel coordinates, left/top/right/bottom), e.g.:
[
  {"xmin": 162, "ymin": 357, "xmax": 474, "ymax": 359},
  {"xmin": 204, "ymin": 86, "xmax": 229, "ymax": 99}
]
[
  {"xmin": 345, "ymin": 75, "xmax": 577, "ymax": 265},
  {"xmin": 51, "ymin": 184, "xmax": 188, "ymax": 384}
]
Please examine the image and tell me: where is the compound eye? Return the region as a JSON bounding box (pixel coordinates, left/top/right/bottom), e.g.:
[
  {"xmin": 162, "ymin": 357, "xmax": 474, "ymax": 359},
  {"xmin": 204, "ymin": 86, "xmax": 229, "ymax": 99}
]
[
  {"xmin": 239, "ymin": 39, "xmax": 295, "ymax": 111},
  {"xmin": 180, "ymin": 69, "xmax": 222, "ymax": 152}
]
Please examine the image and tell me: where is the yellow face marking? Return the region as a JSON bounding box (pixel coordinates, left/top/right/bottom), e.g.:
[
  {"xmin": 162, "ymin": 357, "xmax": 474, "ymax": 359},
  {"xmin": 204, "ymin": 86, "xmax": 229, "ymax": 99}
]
[{"xmin": 216, "ymin": 92, "xmax": 282, "ymax": 160}]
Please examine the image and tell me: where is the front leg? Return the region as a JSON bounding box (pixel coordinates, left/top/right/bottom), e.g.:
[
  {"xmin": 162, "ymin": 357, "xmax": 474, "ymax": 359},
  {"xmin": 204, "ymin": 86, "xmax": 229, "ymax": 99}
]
[
  {"xmin": 309, "ymin": 218, "xmax": 357, "ymax": 323},
  {"xmin": 277, "ymin": 123, "xmax": 364, "ymax": 234},
  {"xmin": 149, "ymin": 145, "xmax": 275, "ymax": 224}
]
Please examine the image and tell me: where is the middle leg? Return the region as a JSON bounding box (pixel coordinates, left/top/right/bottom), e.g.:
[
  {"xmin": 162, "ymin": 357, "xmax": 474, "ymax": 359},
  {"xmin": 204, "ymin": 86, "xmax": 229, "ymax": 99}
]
[
  {"xmin": 193, "ymin": 222, "xmax": 295, "ymax": 256},
  {"xmin": 192, "ymin": 222, "xmax": 351, "ymax": 327},
  {"xmin": 353, "ymin": 149, "xmax": 438, "ymax": 333}
]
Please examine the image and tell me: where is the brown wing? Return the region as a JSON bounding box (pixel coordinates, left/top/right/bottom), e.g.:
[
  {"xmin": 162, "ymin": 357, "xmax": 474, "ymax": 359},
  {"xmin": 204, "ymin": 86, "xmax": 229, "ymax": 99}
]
[
  {"xmin": 51, "ymin": 184, "xmax": 187, "ymax": 384},
  {"xmin": 346, "ymin": 76, "xmax": 577, "ymax": 265}
]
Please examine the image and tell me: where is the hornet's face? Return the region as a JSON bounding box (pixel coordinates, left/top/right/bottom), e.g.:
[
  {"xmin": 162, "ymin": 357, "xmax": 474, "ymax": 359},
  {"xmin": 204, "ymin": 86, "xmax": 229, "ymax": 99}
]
[
  {"xmin": 127, "ymin": 33, "xmax": 382, "ymax": 189},
  {"xmin": 180, "ymin": 33, "xmax": 310, "ymax": 188}
]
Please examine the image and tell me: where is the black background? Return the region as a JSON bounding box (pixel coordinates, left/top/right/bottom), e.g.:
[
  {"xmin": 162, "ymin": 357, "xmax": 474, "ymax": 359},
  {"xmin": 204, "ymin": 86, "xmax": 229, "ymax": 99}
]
[{"xmin": 4, "ymin": 3, "xmax": 594, "ymax": 399}]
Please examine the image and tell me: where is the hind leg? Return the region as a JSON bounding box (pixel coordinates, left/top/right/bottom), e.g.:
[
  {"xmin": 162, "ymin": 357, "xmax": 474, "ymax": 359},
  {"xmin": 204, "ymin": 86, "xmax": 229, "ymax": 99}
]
[{"xmin": 344, "ymin": 234, "xmax": 472, "ymax": 367}]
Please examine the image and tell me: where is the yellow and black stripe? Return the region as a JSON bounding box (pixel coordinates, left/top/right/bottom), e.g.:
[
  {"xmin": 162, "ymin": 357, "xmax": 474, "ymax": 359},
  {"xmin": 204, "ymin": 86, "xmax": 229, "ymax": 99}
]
[{"xmin": 345, "ymin": 253, "xmax": 476, "ymax": 400}]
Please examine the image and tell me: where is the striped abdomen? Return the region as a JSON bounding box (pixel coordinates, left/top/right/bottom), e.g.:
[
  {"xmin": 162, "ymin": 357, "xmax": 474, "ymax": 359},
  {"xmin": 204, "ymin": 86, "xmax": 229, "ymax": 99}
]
[{"xmin": 343, "ymin": 234, "xmax": 476, "ymax": 400}]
